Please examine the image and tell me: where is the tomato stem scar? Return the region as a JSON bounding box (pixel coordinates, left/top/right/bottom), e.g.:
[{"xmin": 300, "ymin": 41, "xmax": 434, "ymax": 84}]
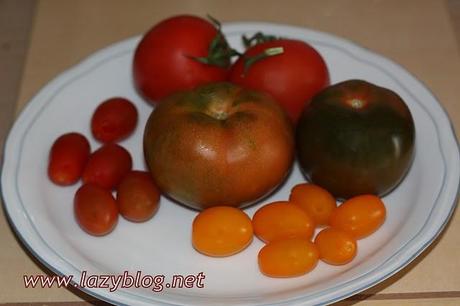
[{"xmin": 347, "ymin": 98, "xmax": 367, "ymax": 109}]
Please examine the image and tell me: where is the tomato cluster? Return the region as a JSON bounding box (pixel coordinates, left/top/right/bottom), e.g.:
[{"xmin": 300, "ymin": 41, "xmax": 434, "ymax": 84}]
[
  {"xmin": 133, "ymin": 15, "xmax": 329, "ymax": 124},
  {"xmin": 47, "ymin": 14, "xmax": 400, "ymax": 281},
  {"xmin": 48, "ymin": 97, "xmax": 160, "ymax": 236},
  {"xmin": 192, "ymin": 183, "xmax": 386, "ymax": 278}
]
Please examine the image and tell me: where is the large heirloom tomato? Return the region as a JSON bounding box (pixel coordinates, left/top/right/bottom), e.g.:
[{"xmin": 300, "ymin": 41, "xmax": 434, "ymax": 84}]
[
  {"xmin": 296, "ymin": 80, "xmax": 415, "ymax": 199},
  {"xmin": 144, "ymin": 82, "xmax": 294, "ymax": 210}
]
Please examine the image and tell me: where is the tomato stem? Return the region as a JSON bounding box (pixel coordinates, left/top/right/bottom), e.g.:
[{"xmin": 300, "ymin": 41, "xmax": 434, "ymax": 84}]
[
  {"xmin": 242, "ymin": 47, "xmax": 284, "ymax": 75},
  {"xmin": 190, "ymin": 15, "xmax": 240, "ymax": 68}
]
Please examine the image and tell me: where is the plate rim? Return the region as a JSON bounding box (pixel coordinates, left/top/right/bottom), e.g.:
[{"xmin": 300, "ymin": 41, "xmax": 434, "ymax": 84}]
[{"xmin": 2, "ymin": 21, "xmax": 459, "ymax": 306}]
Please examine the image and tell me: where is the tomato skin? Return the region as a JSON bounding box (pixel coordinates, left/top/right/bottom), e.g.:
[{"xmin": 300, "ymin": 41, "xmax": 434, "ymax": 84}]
[
  {"xmin": 82, "ymin": 143, "xmax": 132, "ymax": 189},
  {"xmin": 252, "ymin": 201, "xmax": 315, "ymax": 243},
  {"xmin": 258, "ymin": 238, "xmax": 319, "ymax": 278},
  {"xmin": 74, "ymin": 184, "xmax": 118, "ymax": 236},
  {"xmin": 289, "ymin": 183, "xmax": 337, "ymax": 226},
  {"xmin": 48, "ymin": 132, "xmax": 90, "ymax": 185},
  {"xmin": 296, "ymin": 80, "xmax": 415, "ymax": 199},
  {"xmin": 192, "ymin": 206, "xmax": 253, "ymax": 257},
  {"xmin": 330, "ymin": 194, "xmax": 386, "ymax": 239},
  {"xmin": 91, "ymin": 97, "xmax": 138, "ymax": 143},
  {"xmin": 314, "ymin": 227, "xmax": 357, "ymax": 265},
  {"xmin": 117, "ymin": 171, "xmax": 160, "ymax": 222},
  {"xmin": 229, "ymin": 39, "xmax": 329, "ymax": 123},
  {"xmin": 144, "ymin": 82, "xmax": 294, "ymax": 210},
  {"xmin": 133, "ymin": 15, "xmax": 228, "ymax": 103}
]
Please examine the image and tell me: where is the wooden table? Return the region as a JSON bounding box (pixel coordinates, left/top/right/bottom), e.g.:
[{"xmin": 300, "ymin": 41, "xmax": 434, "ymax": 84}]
[{"xmin": 1, "ymin": 0, "xmax": 459, "ymax": 305}]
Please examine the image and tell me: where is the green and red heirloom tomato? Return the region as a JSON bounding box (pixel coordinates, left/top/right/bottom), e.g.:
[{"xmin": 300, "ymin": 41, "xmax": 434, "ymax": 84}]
[
  {"xmin": 143, "ymin": 82, "xmax": 294, "ymax": 210},
  {"xmin": 133, "ymin": 15, "xmax": 233, "ymax": 104},
  {"xmin": 296, "ymin": 80, "xmax": 415, "ymax": 199},
  {"xmin": 229, "ymin": 39, "xmax": 329, "ymax": 123}
]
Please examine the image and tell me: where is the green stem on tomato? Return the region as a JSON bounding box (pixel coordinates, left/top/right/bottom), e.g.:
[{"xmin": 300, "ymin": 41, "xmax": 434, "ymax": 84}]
[
  {"xmin": 190, "ymin": 14, "xmax": 240, "ymax": 68},
  {"xmin": 243, "ymin": 47, "xmax": 284, "ymax": 75}
]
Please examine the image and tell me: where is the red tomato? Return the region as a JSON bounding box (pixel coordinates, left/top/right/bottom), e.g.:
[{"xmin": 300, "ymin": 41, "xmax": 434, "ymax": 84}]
[
  {"xmin": 229, "ymin": 39, "xmax": 329, "ymax": 123},
  {"xmin": 91, "ymin": 97, "xmax": 138, "ymax": 143},
  {"xmin": 82, "ymin": 143, "xmax": 132, "ymax": 189},
  {"xmin": 48, "ymin": 132, "xmax": 90, "ymax": 185},
  {"xmin": 133, "ymin": 15, "xmax": 231, "ymax": 103},
  {"xmin": 74, "ymin": 184, "xmax": 118, "ymax": 236},
  {"xmin": 117, "ymin": 171, "xmax": 160, "ymax": 222}
]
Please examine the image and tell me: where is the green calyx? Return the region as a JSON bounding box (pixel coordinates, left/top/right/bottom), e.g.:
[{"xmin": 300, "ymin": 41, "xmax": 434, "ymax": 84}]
[
  {"xmin": 240, "ymin": 32, "xmax": 284, "ymax": 75},
  {"xmin": 191, "ymin": 15, "xmax": 240, "ymax": 69},
  {"xmin": 191, "ymin": 21, "xmax": 285, "ymax": 74}
]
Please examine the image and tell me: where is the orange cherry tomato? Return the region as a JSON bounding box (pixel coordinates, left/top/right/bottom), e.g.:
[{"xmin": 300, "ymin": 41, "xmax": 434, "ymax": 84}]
[
  {"xmin": 314, "ymin": 227, "xmax": 357, "ymax": 265},
  {"xmin": 192, "ymin": 206, "xmax": 253, "ymax": 257},
  {"xmin": 117, "ymin": 171, "xmax": 160, "ymax": 222},
  {"xmin": 330, "ymin": 194, "xmax": 386, "ymax": 239},
  {"xmin": 258, "ymin": 238, "xmax": 319, "ymax": 278},
  {"xmin": 48, "ymin": 132, "xmax": 90, "ymax": 185},
  {"xmin": 252, "ymin": 201, "xmax": 315, "ymax": 243},
  {"xmin": 82, "ymin": 143, "xmax": 132, "ymax": 189},
  {"xmin": 91, "ymin": 97, "xmax": 138, "ymax": 143},
  {"xmin": 74, "ymin": 184, "xmax": 118, "ymax": 236},
  {"xmin": 289, "ymin": 183, "xmax": 337, "ymax": 226}
]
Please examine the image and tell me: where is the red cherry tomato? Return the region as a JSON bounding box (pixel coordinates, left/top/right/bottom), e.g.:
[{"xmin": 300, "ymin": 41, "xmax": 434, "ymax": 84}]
[
  {"xmin": 74, "ymin": 184, "xmax": 118, "ymax": 236},
  {"xmin": 133, "ymin": 15, "xmax": 231, "ymax": 103},
  {"xmin": 48, "ymin": 132, "xmax": 90, "ymax": 185},
  {"xmin": 117, "ymin": 171, "xmax": 160, "ymax": 222},
  {"xmin": 229, "ymin": 39, "xmax": 329, "ymax": 123},
  {"xmin": 82, "ymin": 143, "xmax": 132, "ymax": 189},
  {"xmin": 330, "ymin": 194, "xmax": 386, "ymax": 239},
  {"xmin": 91, "ymin": 97, "xmax": 138, "ymax": 143}
]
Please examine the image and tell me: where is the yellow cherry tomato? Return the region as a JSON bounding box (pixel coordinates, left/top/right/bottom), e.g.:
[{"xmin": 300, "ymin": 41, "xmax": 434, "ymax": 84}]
[
  {"xmin": 258, "ymin": 238, "xmax": 319, "ymax": 277},
  {"xmin": 252, "ymin": 201, "xmax": 315, "ymax": 243},
  {"xmin": 192, "ymin": 206, "xmax": 253, "ymax": 257},
  {"xmin": 289, "ymin": 183, "xmax": 337, "ymax": 226},
  {"xmin": 330, "ymin": 194, "xmax": 386, "ymax": 239},
  {"xmin": 314, "ymin": 227, "xmax": 357, "ymax": 265}
]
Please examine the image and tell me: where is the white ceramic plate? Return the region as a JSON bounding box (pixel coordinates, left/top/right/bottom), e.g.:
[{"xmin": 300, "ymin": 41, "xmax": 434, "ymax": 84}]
[{"xmin": 2, "ymin": 22, "xmax": 459, "ymax": 306}]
